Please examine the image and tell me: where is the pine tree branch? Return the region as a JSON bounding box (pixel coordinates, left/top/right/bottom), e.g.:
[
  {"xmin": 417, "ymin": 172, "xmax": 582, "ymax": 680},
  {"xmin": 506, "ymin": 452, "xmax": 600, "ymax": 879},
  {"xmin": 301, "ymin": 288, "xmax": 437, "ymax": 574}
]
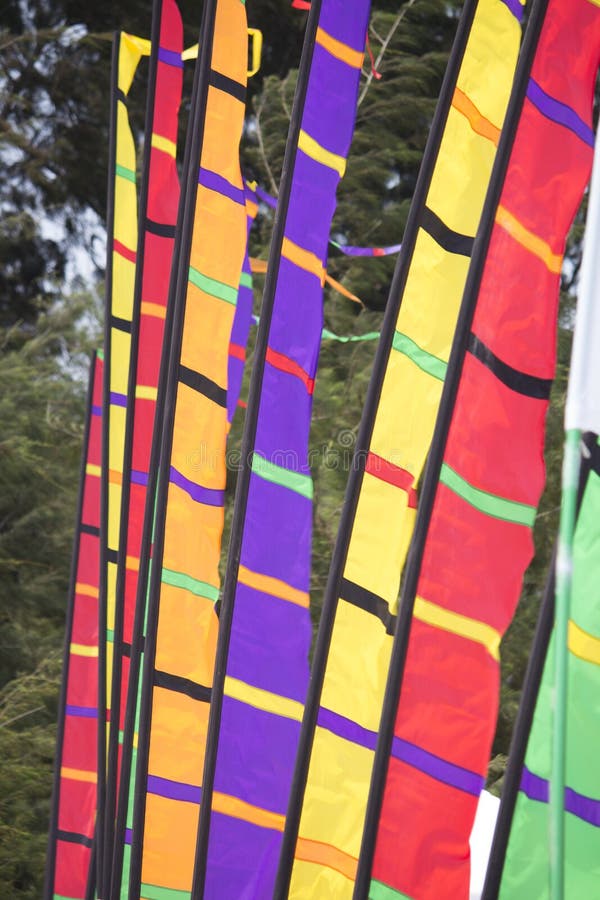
[
  {"xmin": 358, "ymin": 0, "xmax": 418, "ymax": 109},
  {"xmin": 254, "ymin": 96, "xmax": 279, "ymax": 197}
]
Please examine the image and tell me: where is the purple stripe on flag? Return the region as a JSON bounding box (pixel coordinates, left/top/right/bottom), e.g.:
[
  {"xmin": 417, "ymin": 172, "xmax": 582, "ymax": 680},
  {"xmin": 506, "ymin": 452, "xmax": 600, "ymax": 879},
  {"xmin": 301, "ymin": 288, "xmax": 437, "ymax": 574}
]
[
  {"xmin": 566, "ymin": 787, "xmax": 600, "ymax": 827},
  {"xmin": 110, "ymin": 391, "xmax": 127, "ymax": 407},
  {"xmin": 66, "ymin": 704, "xmax": 98, "ymax": 719},
  {"xmin": 92, "ymin": 405, "xmax": 102, "ymax": 417},
  {"xmin": 199, "ymin": 167, "xmax": 245, "ymax": 206},
  {"xmin": 520, "ymin": 765, "xmax": 548, "ymax": 803},
  {"xmin": 337, "ymin": 244, "xmax": 402, "ymax": 257},
  {"xmin": 147, "ymin": 774, "xmax": 201, "ymax": 804},
  {"xmin": 130, "ymin": 469, "xmax": 148, "ymax": 486},
  {"xmin": 253, "ymin": 183, "xmax": 277, "ymax": 210},
  {"xmin": 527, "ymin": 79, "xmax": 595, "ymax": 147},
  {"xmin": 520, "ymin": 766, "xmax": 600, "ymax": 827},
  {"xmin": 158, "ymin": 46, "xmax": 183, "ymax": 69},
  {"xmin": 500, "ymin": 0, "xmax": 523, "ymax": 21},
  {"xmin": 391, "ymin": 736, "xmax": 484, "ymax": 796},
  {"xmin": 169, "ymin": 465, "xmax": 225, "ymax": 507},
  {"xmin": 125, "ymin": 827, "xmax": 132, "ymax": 845},
  {"xmin": 317, "ymin": 706, "xmax": 377, "ymax": 751}
]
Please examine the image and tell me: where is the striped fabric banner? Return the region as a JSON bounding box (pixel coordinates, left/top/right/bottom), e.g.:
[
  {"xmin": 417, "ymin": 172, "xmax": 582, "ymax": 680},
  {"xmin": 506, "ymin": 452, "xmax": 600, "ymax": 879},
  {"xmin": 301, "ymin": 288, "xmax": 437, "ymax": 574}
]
[
  {"xmin": 99, "ymin": 32, "xmax": 149, "ymax": 876},
  {"xmin": 127, "ymin": 1, "xmax": 248, "ymax": 897},
  {"xmin": 500, "ymin": 437, "xmax": 600, "ymax": 898},
  {"xmin": 202, "ymin": 1, "xmax": 371, "ymax": 895},
  {"xmin": 286, "ymin": 2, "xmax": 523, "ymax": 895},
  {"xmin": 108, "ymin": 2, "xmax": 184, "ymax": 894},
  {"xmin": 369, "ymin": 1, "xmax": 600, "ymax": 897},
  {"xmin": 45, "ymin": 352, "xmax": 103, "ymax": 900},
  {"xmin": 226, "ymin": 183, "xmax": 258, "ymax": 425}
]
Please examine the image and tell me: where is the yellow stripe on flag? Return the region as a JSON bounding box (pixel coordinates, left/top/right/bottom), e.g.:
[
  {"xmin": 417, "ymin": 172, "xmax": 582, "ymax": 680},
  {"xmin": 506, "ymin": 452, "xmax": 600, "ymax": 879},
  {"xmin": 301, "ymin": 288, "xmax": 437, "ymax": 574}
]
[
  {"xmin": 568, "ymin": 619, "xmax": 600, "ymax": 666},
  {"xmin": 70, "ymin": 643, "xmax": 98, "ymax": 658},
  {"xmin": 496, "ymin": 205, "xmax": 562, "ymax": 274},
  {"xmin": 224, "ymin": 676, "xmax": 304, "ymax": 723},
  {"xmin": 135, "ymin": 385, "xmax": 158, "ymax": 401},
  {"xmin": 298, "ymin": 129, "xmax": 346, "ymax": 177},
  {"xmin": 151, "ymin": 132, "xmax": 177, "ymax": 159},
  {"xmin": 414, "ymin": 595, "xmax": 501, "ymax": 660}
]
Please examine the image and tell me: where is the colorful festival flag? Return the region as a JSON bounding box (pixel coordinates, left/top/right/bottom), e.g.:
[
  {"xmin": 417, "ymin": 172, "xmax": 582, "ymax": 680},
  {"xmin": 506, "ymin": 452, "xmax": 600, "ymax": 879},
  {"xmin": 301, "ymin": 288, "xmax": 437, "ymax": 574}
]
[
  {"xmin": 276, "ymin": 2, "xmax": 523, "ymax": 896},
  {"xmin": 107, "ymin": 2, "xmax": 184, "ymax": 894},
  {"xmin": 44, "ymin": 352, "xmax": 103, "ymax": 900},
  {"xmin": 361, "ymin": 1, "xmax": 600, "ymax": 897},
  {"xmin": 194, "ymin": 1, "xmax": 372, "ymax": 896},
  {"xmin": 126, "ymin": 0, "xmax": 249, "ymax": 896}
]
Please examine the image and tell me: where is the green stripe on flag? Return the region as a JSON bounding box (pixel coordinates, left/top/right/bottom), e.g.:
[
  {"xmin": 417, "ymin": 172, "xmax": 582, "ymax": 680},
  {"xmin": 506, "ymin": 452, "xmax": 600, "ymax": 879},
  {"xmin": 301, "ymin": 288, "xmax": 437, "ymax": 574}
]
[
  {"xmin": 189, "ymin": 266, "xmax": 238, "ymax": 305},
  {"xmin": 240, "ymin": 271, "xmax": 253, "ymax": 289},
  {"xmin": 161, "ymin": 567, "xmax": 219, "ymax": 602},
  {"xmin": 107, "ymin": 628, "xmax": 114, "ymax": 642},
  {"xmin": 322, "ymin": 327, "xmax": 380, "ymax": 343},
  {"xmin": 252, "ymin": 453, "xmax": 313, "ymax": 499},
  {"xmin": 140, "ymin": 884, "xmax": 191, "ymax": 900},
  {"xmin": 393, "ymin": 331, "xmax": 447, "ymax": 381},
  {"xmin": 369, "ymin": 879, "xmax": 414, "ymax": 900},
  {"xmin": 440, "ymin": 462, "xmax": 536, "ymax": 527},
  {"xmin": 116, "ymin": 163, "xmax": 136, "ymax": 184}
]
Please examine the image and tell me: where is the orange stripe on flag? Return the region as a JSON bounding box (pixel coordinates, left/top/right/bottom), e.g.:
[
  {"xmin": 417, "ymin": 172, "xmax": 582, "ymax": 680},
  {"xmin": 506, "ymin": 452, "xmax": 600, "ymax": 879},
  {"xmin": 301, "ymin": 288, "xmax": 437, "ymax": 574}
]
[
  {"xmin": 212, "ymin": 791, "xmax": 285, "ymax": 832},
  {"xmin": 452, "ymin": 87, "xmax": 500, "ymax": 146},
  {"xmin": 295, "ymin": 836, "xmax": 358, "ymax": 882}
]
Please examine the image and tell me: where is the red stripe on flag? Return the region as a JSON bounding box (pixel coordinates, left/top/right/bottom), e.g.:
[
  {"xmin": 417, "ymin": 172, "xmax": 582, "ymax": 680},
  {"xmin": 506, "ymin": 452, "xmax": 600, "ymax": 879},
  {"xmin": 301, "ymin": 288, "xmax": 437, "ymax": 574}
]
[
  {"xmin": 229, "ymin": 342, "xmax": 246, "ymax": 361},
  {"xmin": 266, "ymin": 346, "xmax": 315, "ymax": 395},
  {"xmin": 113, "ymin": 239, "xmax": 136, "ymax": 264},
  {"xmin": 365, "ymin": 452, "xmax": 417, "ymax": 508}
]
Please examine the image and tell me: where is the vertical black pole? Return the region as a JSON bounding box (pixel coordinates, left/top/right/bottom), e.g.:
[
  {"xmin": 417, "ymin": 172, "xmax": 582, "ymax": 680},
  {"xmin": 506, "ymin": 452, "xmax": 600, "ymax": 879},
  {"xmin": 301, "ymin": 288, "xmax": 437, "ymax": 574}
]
[
  {"xmin": 126, "ymin": 1, "xmax": 219, "ymax": 895},
  {"xmin": 272, "ymin": 1, "xmax": 479, "ymax": 896},
  {"xmin": 101, "ymin": 4, "xmax": 165, "ymax": 894},
  {"xmin": 43, "ymin": 351, "xmax": 98, "ymax": 900},
  {"xmin": 482, "ymin": 434, "xmax": 596, "ymax": 898},
  {"xmin": 353, "ymin": 2, "xmax": 550, "ymax": 896},
  {"xmin": 191, "ymin": 1, "xmax": 323, "ymax": 894},
  {"xmin": 96, "ymin": 32, "xmax": 120, "ymax": 895}
]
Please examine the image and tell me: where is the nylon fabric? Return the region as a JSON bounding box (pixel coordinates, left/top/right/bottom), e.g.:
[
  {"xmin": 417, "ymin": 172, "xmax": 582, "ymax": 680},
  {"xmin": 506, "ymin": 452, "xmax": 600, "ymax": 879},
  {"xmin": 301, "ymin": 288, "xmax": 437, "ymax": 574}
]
[
  {"xmin": 372, "ymin": 2, "xmax": 600, "ymax": 897},
  {"xmin": 50, "ymin": 354, "xmax": 103, "ymax": 900},
  {"xmin": 133, "ymin": 2, "xmax": 248, "ymax": 896},
  {"xmin": 291, "ymin": 3, "xmax": 522, "ymax": 896}
]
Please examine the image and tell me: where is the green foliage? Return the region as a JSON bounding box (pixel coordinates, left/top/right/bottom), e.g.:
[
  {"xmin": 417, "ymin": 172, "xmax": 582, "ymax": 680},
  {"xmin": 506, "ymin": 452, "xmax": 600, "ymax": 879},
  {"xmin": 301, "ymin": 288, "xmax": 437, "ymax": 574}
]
[
  {"xmin": 0, "ymin": 656, "xmax": 61, "ymax": 900},
  {"xmin": 0, "ymin": 299, "xmax": 98, "ymax": 687}
]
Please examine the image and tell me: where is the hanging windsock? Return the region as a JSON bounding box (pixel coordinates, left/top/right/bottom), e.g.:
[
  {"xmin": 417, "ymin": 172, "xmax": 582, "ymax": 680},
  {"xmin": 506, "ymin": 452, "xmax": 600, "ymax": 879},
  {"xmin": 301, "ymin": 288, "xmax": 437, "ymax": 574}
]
[
  {"xmin": 275, "ymin": 1, "xmax": 523, "ymax": 897},
  {"xmin": 191, "ymin": 0, "xmax": 371, "ymax": 896},
  {"xmin": 105, "ymin": 2, "xmax": 184, "ymax": 895},
  {"xmin": 44, "ymin": 352, "xmax": 103, "ymax": 900},
  {"xmin": 495, "ymin": 62, "xmax": 600, "ymax": 900},
  {"xmin": 355, "ymin": 1, "xmax": 600, "ymax": 898},
  {"xmin": 125, "ymin": 0, "xmax": 248, "ymax": 897}
]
